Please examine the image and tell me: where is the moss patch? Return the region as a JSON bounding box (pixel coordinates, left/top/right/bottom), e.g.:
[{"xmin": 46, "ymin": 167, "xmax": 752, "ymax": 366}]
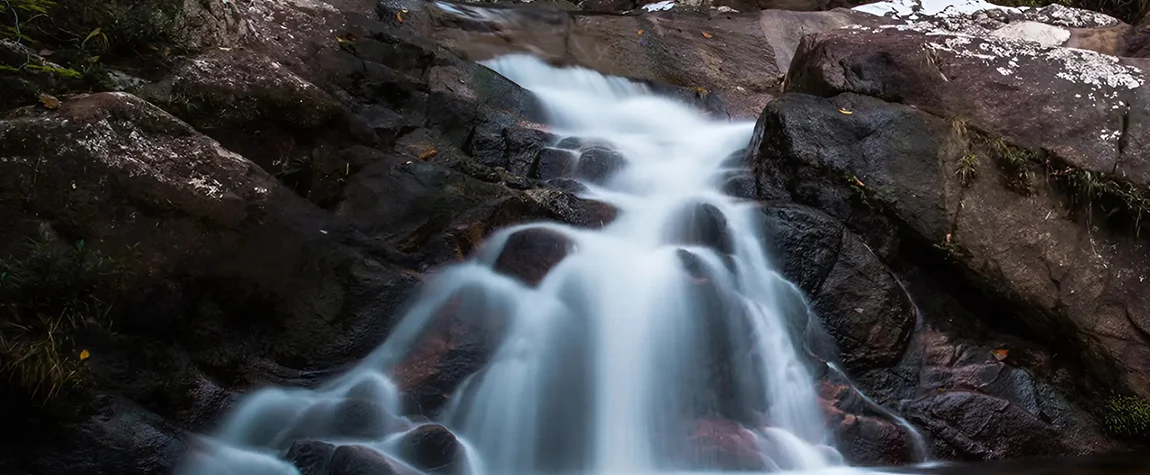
[{"xmin": 1103, "ymin": 395, "xmax": 1150, "ymax": 439}]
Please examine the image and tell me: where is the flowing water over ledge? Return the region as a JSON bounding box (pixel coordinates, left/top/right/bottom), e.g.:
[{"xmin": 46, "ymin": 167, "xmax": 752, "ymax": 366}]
[{"xmin": 176, "ymin": 54, "xmax": 1144, "ymax": 475}]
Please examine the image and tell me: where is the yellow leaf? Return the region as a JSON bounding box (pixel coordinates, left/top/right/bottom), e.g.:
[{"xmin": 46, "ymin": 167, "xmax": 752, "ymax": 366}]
[
  {"xmin": 637, "ymin": 29, "xmax": 643, "ymax": 36},
  {"xmin": 701, "ymin": 31, "xmax": 713, "ymax": 39},
  {"xmin": 418, "ymin": 147, "xmax": 438, "ymax": 161},
  {"xmin": 397, "ymin": 11, "xmax": 404, "ymax": 23},
  {"xmin": 79, "ymin": 349, "xmax": 90, "ymax": 361},
  {"xmin": 851, "ymin": 176, "xmax": 865, "ymax": 188},
  {"xmin": 992, "ymin": 349, "xmax": 1008, "ymax": 361},
  {"xmin": 39, "ymin": 94, "xmax": 59, "ymax": 109},
  {"xmin": 838, "ymin": 108, "xmax": 853, "ymax": 115}
]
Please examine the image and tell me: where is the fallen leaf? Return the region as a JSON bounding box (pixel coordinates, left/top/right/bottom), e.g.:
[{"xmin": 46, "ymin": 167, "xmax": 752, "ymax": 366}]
[
  {"xmin": 945, "ymin": 233, "xmax": 952, "ymax": 244},
  {"xmin": 838, "ymin": 108, "xmax": 853, "ymax": 115},
  {"xmin": 637, "ymin": 29, "xmax": 644, "ymax": 36},
  {"xmin": 418, "ymin": 147, "xmax": 438, "ymax": 161},
  {"xmin": 336, "ymin": 33, "xmax": 357, "ymax": 44},
  {"xmin": 701, "ymin": 31, "xmax": 713, "ymax": 39},
  {"xmin": 992, "ymin": 349, "xmax": 1008, "ymax": 361},
  {"xmin": 39, "ymin": 94, "xmax": 59, "ymax": 109},
  {"xmin": 397, "ymin": 11, "xmax": 404, "ymax": 22},
  {"xmin": 218, "ymin": 47, "xmax": 232, "ymax": 51},
  {"xmin": 851, "ymin": 176, "xmax": 865, "ymax": 188},
  {"xmin": 854, "ymin": 307, "xmax": 864, "ymax": 314},
  {"xmin": 79, "ymin": 349, "xmax": 90, "ymax": 361}
]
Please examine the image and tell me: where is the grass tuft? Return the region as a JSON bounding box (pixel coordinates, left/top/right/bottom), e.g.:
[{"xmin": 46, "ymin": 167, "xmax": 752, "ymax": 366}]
[
  {"xmin": 1103, "ymin": 395, "xmax": 1150, "ymax": 439},
  {"xmin": 0, "ymin": 231, "xmax": 129, "ymax": 403}
]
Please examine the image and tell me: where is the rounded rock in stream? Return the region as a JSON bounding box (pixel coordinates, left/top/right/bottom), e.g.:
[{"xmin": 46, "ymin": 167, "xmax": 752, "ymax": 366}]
[
  {"xmin": 396, "ymin": 424, "xmax": 463, "ymax": 473},
  {"xmin": 493, "ymin": 227, "xmax": 575, "ymax": 286},
  {"xmin": 666, "ymin": 202, "xmax": 735, "ymax": 254},
  {"xmin": 330, "ymin": 445, "xmax": 398, "ymax": 475},
  {"xmin": 575, "ymin": 146, "xmax": 627, "ymax": 184}
]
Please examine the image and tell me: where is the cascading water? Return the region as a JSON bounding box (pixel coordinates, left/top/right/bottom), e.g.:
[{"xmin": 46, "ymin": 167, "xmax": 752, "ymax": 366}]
[{"xmin": 179, "ymin": 54, "xmax": 914, "ymax": 475}]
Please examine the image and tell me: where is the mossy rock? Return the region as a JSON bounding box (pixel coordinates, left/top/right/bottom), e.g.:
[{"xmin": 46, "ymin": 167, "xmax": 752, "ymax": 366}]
[{"xmin": 48, "ymin": 0, "xmax": 247, "ymax": 54}]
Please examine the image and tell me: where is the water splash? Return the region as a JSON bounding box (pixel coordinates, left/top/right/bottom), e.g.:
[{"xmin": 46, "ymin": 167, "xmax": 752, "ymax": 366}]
[{"xmin": 178, "ymin": 54, "xmax": 907, "ymax": 475}]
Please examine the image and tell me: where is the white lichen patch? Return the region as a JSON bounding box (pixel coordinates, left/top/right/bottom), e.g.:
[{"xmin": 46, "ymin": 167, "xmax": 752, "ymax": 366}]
[
  {"xmin": 853, "ymin": 0, "xmax": 1020, "ymax": 19},
  {"xmin": 189, "ymin": 175, "xmax": 226, "ymax": 199},
  {"xmin": 1021, "ymin": 4, "xmax": 1118, "ymax": 28},
  {"xmin": 990, "ymin": 21, "xmax": 1069, "ymax": 47}
]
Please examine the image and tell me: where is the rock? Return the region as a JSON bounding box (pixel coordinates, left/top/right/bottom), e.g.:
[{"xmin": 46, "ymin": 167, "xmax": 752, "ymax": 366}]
[
  {"xmin": 684, "ymin": 418, "xmax": 769, "ymax": 471},
  {"xmin": 141, "ymin": 48, "xmax": 364, "ymax": 206},
  {"xmin": 493, "ymin": 228, "xmax": 575, "ymax": 286},
  {"xmin": 665, "ymin": 202, "xmax": 734, "ymax": 254},
  {"xmin": 388, "ymin": 283, "xmax": 512, "ymax": 416},
  {"xmin": 525, "ymin": 188, "xmax": 620, "ymax": 229},
  {"xmin": 330, "ymin": 445, "xmax": 398, "ymax": 475},
  {"xmin": 904, "ymin": 391, "xmax": 1068, "ymax": 460},
  {"xmin": 574, "ymin": 146, "xmax": 627, "ymax": 184},
  {"xmin": 52, "ymin": 0, "xmax": 248, "ymax": 52},
  {"xmin": 786, "ymin": 25, "xmax": 1150, "ymax": 187},
  {"xmin": 835, "ymin": 414, "xmax": 916, "ymax": 466},
  {"xmin": 396, "ymin": 424, "xmax": 463, "ymax": 473},
  {"xmin": 535, "ymin": 148, "xmax": 578, "ymax": 180},
  {"xmin": 287, "ymin": 439, "xmax": 338, "ymax": 475},
  {"xmin": 3, "ymin": 396, "xmax": 186, "ymax": 475}
]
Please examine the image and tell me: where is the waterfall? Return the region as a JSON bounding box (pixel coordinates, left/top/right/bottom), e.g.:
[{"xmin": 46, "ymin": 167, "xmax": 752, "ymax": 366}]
[{"xmin": 178, "ymin": 54, "xmax": 913, "ymax": 475}]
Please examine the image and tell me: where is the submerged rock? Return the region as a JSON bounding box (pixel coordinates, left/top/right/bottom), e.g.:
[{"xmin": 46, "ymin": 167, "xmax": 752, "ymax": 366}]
[{"xmin": 396, "ymin": 424, "xmax": 463, "ymax": 473}]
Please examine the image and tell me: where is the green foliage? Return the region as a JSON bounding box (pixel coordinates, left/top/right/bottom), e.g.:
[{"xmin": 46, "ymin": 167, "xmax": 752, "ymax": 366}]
[
  {"xmin": 0, "ymin": 233, "xmax": 129, "ymax": 403},
  {"xmin": 987, "ymin": 136, "xmax": 1040, "ymax": 195},
  {"xmin": 956, "ymin": 153, "xmax": 979, "ymax": 187},
  {"xmin": 1103, "ymin": 395, "xmax": 1150, "ymax": 438},
  {"xmin": 1053, "ymin": 166, "xmax": 1150, "ymax": 235},
  {"xmin": 0, "ymin": 0, "xmax": 57, "ymax": 42}
]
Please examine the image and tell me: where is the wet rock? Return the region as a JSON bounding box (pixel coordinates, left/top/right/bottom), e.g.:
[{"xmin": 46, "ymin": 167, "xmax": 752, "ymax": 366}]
[
  {"xmin": 686, "ymin": 418, "xmax": 769, "ymax": 471},
  {"xmin": 396, "ymin": 424, "xmax": 463, "ymax": 473},
  {"xmin": 575, "ymin": 146, "xmax": 627, "ymax": 184},
  {"xmin": 388, "ymin": 284, "xmax": 512, "ymax": 416},
  {"xmin": 666, "ymin": 202, "xmax": 734, "ymax": 254},
  {"xmin": 835, "ymin": 414, "xmax": 916, "ymax": 466},
  {"xmin": 53, "ymin": 0, "xmax": 248, "ymax": 52},
  {"xmin": 494, "ymin": 228, "xmax": 575, "ymax": 286},
  {"xmin": 330, "ymin": 445, "xmax": 398, "ymax": 475},
  {"xmin": 535, "ymin": 148, "xmax": 578, "ymax": 180},
  {"xmin": 287, "ymin": 439, "xmax": 338, "ymax": 475},
  {"xmin": 904, "ymin": 391, "xmax": 1068, "ymax": 460},
  {"xmin": 525, "ymin": 188, "xmax": 619, "ymax": 229}
]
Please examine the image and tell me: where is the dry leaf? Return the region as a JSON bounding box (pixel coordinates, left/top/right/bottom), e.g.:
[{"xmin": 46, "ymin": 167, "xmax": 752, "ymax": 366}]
[
  {"xmin": 397, "ymin": 11, "xmax": 404, "ymax": 23},
  {"xmin": 39, "ymin": 94, "xmax": 60, "ymax": 110},
  {"xmin": 637, "ymin": 29, "xmax": 644, "ymax": 36},
  {"xmin": 851, "ymin": 176, "xmax": 865, "ymax": 188},
  {"xmin": 992, "ymin": 349, "xmax": 1008, "ymax": 361},
  {"xmin": 79, "ymin": 349, "xmax": 90, "ymax": 361},
  {"xmin": 854, "ymin": 307, "xmax": 864, "ymax": 314},
  {"xmin": 945, "ymin": 233, "xmax": 952, "ymax": 244},
  {"xmin": 701, "ymin": 31, "xmax": 713, "ymax": 39},
  {"xmin": 418, "ymin": 147, "xmax": 438, "ymax": 161},
  {"xmin": 838, "ymin": 108, "xmax": 853, "ymax": 115}
]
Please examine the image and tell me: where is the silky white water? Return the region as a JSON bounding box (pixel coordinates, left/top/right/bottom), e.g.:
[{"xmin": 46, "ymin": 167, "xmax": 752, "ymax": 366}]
[{"xmin": 178, "ymin": 54, "xmax": 913, "ymax": 475}]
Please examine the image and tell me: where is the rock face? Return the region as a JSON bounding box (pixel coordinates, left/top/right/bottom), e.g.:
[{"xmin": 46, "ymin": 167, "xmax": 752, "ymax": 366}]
[{"xmin": 743, "ymin": 10, "xmax": 1150, "ymax": 463}]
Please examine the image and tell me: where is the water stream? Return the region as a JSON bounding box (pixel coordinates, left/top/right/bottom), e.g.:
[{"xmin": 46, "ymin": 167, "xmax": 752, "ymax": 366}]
[{"xmin": 179, "ymin": 54, "xmax": 917, "ymax": 475}]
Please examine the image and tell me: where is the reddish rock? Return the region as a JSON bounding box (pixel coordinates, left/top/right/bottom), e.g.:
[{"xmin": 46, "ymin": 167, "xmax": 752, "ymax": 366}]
[
  {"xmin": 493, "ymin": 228, "xmax": 575, "ymax": 286},
  {"xmin": 686, "ymin": 418, "xmax": 769, "ymax": 471}
]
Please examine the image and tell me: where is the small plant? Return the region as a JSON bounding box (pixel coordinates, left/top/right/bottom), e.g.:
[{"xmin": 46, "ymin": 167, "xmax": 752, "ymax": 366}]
[
  {"xmin": 0, "ymin": 232, "xmax": 129, "ymax": 403},
  {"xmin": 986, "ymin": 136, "xmax": 1039, "ymax": 195},
  {"xmin": 1053, "ymin": 165, "xmax": 1150, "ymax": 236},
  {"xmin": 1103, "ymin": 395, "xmax": 1150, "ymax": 438},
  {"xmin": 956, "ymin": 153, "xmax": 979, "ymax": 187}
]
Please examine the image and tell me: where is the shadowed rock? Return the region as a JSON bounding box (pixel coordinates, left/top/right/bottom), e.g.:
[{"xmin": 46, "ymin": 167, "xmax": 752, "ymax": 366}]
[{"xmin": 493, "ymin": 228, "xmax": 575, "ymax": 286}]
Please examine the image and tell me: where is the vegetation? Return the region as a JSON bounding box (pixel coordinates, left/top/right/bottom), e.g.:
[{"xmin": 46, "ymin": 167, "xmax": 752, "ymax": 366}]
[
  {"xmin": 1103, "ymin": 395, "xmax": 1150, "ymax": 438},
  {"xmin": 956, "ymin": 153, "xmax": 979, "ymax": 187},
  {"xmin": 1051, "ymin": 165, "xmax": 1150, "ymax": 236},
  {"xmin": 0, "ymin": 232, "xmax": 130, "ymax": 404}
]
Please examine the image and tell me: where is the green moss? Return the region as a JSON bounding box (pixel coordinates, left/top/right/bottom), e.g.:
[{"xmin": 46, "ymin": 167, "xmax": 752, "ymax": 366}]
[
  {"xmin": 1103, "ymin": 395, "xmax": 1150, "ymax": 438},
  {"xmin": 0, "ymin": 232, "xmax": 131, "ymax": 403}
]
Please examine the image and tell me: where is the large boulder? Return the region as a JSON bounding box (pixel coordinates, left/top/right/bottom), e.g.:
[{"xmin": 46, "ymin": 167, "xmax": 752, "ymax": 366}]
[
  {"xmin": 761, "ymin": 204, "xmax": 915, "ymax": 372},
  {"xmin": 764, "ymin": 25, "xmax": 1150, "ymax": 401}
]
